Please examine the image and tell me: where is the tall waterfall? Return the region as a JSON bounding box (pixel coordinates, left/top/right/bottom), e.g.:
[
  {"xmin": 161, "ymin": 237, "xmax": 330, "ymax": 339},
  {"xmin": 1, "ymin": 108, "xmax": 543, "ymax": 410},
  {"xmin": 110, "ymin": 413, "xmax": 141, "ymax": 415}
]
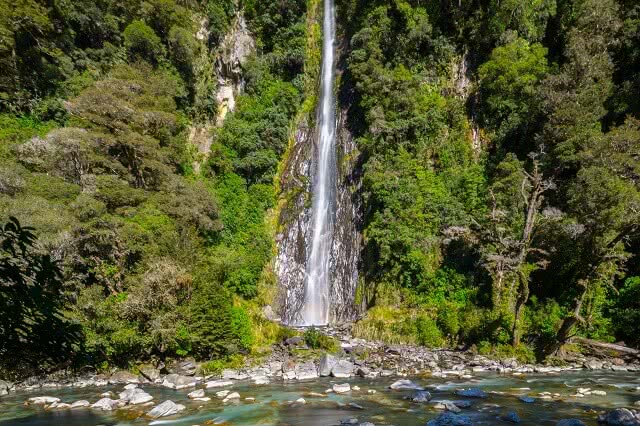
[{"xmin": 300, "ymin": 0, "xmax": 337, "ymax": 326}]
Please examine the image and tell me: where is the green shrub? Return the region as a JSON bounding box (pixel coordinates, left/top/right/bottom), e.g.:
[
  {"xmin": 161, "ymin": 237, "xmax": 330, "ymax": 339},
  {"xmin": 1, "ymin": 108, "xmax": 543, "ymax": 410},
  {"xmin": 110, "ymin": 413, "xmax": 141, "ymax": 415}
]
[
  {"xmin": 303, "ymin": 327, "xmax": 338, "ymax": 351},
  {"xmin": 415, "ymin": 316, "xmax": 444, "ymax": 347},
  {"xmin": 124, "ymin": 20, "xmax": 165, "ymax": 64}
]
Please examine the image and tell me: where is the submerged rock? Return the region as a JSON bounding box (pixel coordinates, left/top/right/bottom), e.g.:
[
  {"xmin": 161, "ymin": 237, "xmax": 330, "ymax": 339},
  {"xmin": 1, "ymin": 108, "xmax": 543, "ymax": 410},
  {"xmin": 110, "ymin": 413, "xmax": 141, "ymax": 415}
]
[
  {"xmin": 597, "ymin": 408, "xmax": 640, "ymax": 425},
  {"xmin": 409, "ymin": 390, "xmax": 432, "ymax": 402},
  {"xmin": 389, "ymin": 379, "xmax": 423, "ymax": 390},
  {"xmin": 557, "ymin": 420, "xmax": 587, "ymax": 426},
  {"xmin": 146, "ymin": 400, "xmax": 186, "ymax": 418},
  {"xmin": 456, "ymin": 388, "xmax": 487, "ymax": 398},
  {"xmin": 518, "ymin": 396, "xmax": 535, "ymax": 403},
  {"xmin": 501, "ymin": 411, "xmax": 521, "ymax": 423},
  {"xmin": 426, "ymin": 412, "xmax": 474, "ymax": 426}
]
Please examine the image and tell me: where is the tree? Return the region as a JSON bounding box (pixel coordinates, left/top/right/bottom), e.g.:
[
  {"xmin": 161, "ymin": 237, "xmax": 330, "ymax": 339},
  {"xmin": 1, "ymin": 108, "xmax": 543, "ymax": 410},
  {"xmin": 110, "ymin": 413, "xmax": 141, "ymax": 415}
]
[
  {"xmin": 0, "ymin": 217, "xmax": 82, "ymax": 378},
  {"xmin": 479, "ymin": 38, "xmax": 548, "ymax": 152},
  {"xmin": 480, "ymin": 152, "xmax": 555, "ymax": 346},
  {"xmin": 124, "ymin": 20, "xmax": 165, "ymax": 65}
]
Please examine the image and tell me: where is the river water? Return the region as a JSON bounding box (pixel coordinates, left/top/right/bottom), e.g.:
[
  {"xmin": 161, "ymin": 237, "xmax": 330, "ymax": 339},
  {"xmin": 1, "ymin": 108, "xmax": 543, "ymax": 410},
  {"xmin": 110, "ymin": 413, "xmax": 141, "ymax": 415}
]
[{"xmin": 1, "ymin": 371, "xmax": 639, "ymax": 425}]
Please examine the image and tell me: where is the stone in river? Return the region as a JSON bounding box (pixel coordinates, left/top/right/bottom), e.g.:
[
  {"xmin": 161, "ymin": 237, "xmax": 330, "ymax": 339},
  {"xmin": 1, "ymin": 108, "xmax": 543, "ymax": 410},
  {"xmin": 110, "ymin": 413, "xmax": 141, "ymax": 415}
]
[
  {"xmin": 119, "ymin": 388, "xmax": 153, "ymax": 405},
  {"xmin": 162, "ymin": 374, "xmax": 197, "ymax": 390},
  {"xmin": 319, "ymin": 353, "xmax": 338, "ymax": 377},
  {"xmin": 389, "ymin": 379, "xmax": 424, "ymax": 390},
  {"xmin": 333, "ymin": 383, "xmax": 351, "ymax": 394},
  {"xmin": 332, "ymin": 360, "xmax": 355, "ymax": 378},
  {"xmin": 91, "ymin": 398, "xmax": 121, "ymax": 411},
  {"xmin": 223, "ymin": 392, "xmax": 241, "ymax": 402},
  {"xmin": 518, "ymin": 396, "xmax": 535, "ymax": 403},
  {"xmin": 452, "ymin": 401, "xmax": 472, "ymax": 408},
  {"xmin": 295, "ymin": 398, "xmax": 306, "ymax": 404},
  {"xmin": 188, "ymin": 389, "xmax": 205, "ymax": 399},
  {"xmin": 0, "ymin": 380, "xmax": 12, "ymax": 396},
  {"xmin": 409, "ymin": 390, "xmax": 432, "ymax": 402},
  {"xmin": 456, "ymin": 388, "xmax": 487, "ymax": 398},
  {"xmin": 501, "ymin": 412, "xmax": 521, "ymax": 423},
  {"xmin": 341, "ymin": 418, "xmax": 359, "ymax": 425},
  {"xmin": 28, "ymin": 396, "xmax": 60, "ymax": 405},
  {"xmin": 359, "ymin": 423, "xmax": 376, "ymax": 426},
  {"xmin": 426, "ymin": 412, "xmax": 473, "ymax": 426},
  {"xmin": 597, "ymin": 408, "xmax": 640, "ymax": 425},
  {"xmin": 109, "ymin": 370, "xmax": 139, "ymax": 384},
  {"xmin": 557, "ymin": 420, "xmax": 587, "ymax": 426},
  {"xmin": 205, "ymin": 379, "xmax": 233, "ymax": 388},
  {"xmin": 70, "ymin": 400, "xmax": 90, "ymax": 408},
  {"xmin": 146, "ymin": 400, "xmax": 185, "ymax": 418}
]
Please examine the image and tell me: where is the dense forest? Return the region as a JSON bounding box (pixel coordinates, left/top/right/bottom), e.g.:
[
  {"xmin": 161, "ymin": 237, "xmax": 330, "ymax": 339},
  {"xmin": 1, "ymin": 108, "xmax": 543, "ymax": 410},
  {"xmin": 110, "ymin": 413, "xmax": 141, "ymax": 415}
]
[{"xmin": 0, "ymin": 0, "xmax": 639, "ymax": 379}]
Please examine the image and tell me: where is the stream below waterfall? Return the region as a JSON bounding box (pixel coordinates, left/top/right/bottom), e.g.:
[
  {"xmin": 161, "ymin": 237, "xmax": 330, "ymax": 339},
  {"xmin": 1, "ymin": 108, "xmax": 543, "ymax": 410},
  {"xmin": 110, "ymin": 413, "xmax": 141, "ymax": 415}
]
[{"xmin": 1, "ymin": 371, "xmax": 639, "ymax": 425}]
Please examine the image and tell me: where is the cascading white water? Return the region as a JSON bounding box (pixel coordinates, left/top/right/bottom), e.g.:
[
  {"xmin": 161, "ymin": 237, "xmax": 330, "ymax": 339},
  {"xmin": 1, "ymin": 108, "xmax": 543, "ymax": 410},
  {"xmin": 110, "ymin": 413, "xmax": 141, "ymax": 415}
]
[{"xmin": 300, "ymin": 0, "xmax": 337, "ymax": 326}]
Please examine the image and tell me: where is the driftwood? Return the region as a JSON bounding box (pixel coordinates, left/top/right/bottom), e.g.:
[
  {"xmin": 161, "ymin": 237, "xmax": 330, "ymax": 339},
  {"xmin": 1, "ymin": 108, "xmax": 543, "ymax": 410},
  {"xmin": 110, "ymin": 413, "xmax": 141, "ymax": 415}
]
[{"xmin": 572, "ymin": 337, "xmax": 640, "ymax": 356}]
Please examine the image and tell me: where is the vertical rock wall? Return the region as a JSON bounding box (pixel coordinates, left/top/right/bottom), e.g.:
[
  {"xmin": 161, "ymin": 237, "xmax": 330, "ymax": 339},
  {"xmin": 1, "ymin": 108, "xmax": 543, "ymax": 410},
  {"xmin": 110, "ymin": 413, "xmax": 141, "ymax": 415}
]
[{"xmin": 275, "ymin": 106, "xmax": 361, "ymax": 324}]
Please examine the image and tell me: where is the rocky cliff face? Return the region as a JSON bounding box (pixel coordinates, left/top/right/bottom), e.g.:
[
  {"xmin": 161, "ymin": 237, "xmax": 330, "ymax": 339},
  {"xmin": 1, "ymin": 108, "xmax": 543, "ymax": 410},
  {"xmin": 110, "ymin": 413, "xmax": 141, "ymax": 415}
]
[
  {"xmin": 275, "ymin": 107, "xmax": 362, "ymax": 324},
  {"xmin": 189, "ymin": 12, "xmax": 255, "ymax": 173}
]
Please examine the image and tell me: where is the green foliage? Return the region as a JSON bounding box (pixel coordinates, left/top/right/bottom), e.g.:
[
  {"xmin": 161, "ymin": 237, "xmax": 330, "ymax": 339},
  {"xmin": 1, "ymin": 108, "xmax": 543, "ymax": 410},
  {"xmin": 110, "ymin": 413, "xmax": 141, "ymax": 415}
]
[
  {"xmin": 303, "ymin": 327, "xmax": 339, "ymax": 351},
  {"xmin": 124, "ymin": 21, "xmax": 165, "ymax": 65},
  {"xmin": 0, "ymin": 217, "xmax": 82, "ymax": 378},
  {"xmin": 608, "ymin": 277, "xmax": 640, "ymax": 347}
]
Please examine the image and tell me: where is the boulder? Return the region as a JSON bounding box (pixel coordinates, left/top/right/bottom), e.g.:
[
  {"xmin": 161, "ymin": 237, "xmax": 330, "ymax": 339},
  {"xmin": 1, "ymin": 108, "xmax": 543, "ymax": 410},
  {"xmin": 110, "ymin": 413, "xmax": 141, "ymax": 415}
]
[
  {"xmin": 285, "ymin": 336, "xmax": 304, "ymax": 346},
  {"xmin": 188, "ymin": 389, "xmax": 205, "ymax": 399},
  {"xmin": 70, "ymin": 400, "xmax": 90, "ymax": 408},
  {"xmin": 389, "ymin": 379, "xmax": 424, "ymax": 390},
  {"xmin": 426, "ymin": 412, "xmax": 474, "ymax": 426},
  {"xmin": 453, "ymin": 401, "xmax": 472, "ymax": 408},
  {"xmin": 518, "ymin": 396, "xmax": 535, "ymax": 403},
  {"xmin": 91, "ymin": 398, "xmax": 121, "ymax": 411},
  {"xmin": 319, "ymin": 353, "xmax": 338, "ymax": 377},
  {"xmin": 138, "ymin": 364, "xmax": 161, "ymax": 382},
  {"xmin": 557, "ymin": 420, "xmax": 587, "ymax": 426},
  {"xmin": 501, "ymin": 412, "xmax": 521, "ymax": 423},
  {"xmin": 341, "ymin": 418, "xmax": 359, "ymax": 425},
  {"xmin": 51, "ymin": 403, "xmax": 71, "ymax": 409},
  {"xmin": 223, "ymin": 392, "xmax": 241, "ymax": 402},
  {"xmin": 205, "ymin": 379, "xmax": 233, "ymax": 388},
  {"xmin": 222, "ymin": 369, "xmax": 249, "ymax": 380},
  {"xmin": 0, "ymin": 380, "xmax": 12, "ymax": 396},
  {"xmin": 295, "ymin": 361, "xmax": 319, "ymax": 380},
  {"xmin": 109, "ymin": 370, "xmax": 139, "ymax": 384},
  {"xmin": 28, "ymin": 396, "xmax": 60, "ymax": 405},
  {"xmin": 162, "ymin": 374, "xmax": 197, "ymax": 390},
  {"xmin": 333, "ymin": 383, "xmax": 351, "ymax": 394},
  {"xmin": 356, "ymin": 367, "xmax": 371, "ymax": 378},
  {"xmin": 598, "ymin": 408, "xmax": 640, "ymax": 425},
  {"xmin": 173, "ymin": 359, "xmax": 198, "ymax": 376},
  {"xmin": 332, "ymin": 360, "xmax": 355, "ymax": 378},
  {"xmin": 262, "ymin": 305, "xmax": 280, "ymax": 321},
  {"xmin": 119, "ymin": 388, "xmax": 153, "ymax": 405},
  {"xmin": 123, "ymin": 383, "xmax": 137, "ymax": 390},
  {"xmin": 409, "ymin": 390, "xmax": 432, "ymax": 402},
  {"xmin": 456, "ymin": 388, "xmax": 487, "ymax": 398},
  {"xmin": 146, "ymin": 400, "xmax": 186, "ymax": 418}
]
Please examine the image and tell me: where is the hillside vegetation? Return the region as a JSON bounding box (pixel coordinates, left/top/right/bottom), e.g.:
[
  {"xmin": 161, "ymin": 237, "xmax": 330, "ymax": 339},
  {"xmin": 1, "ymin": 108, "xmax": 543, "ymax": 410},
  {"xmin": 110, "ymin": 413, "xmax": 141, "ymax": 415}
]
[{"xmin": 0, "ymin": 0, "xmax": 639, "ymax": 377}]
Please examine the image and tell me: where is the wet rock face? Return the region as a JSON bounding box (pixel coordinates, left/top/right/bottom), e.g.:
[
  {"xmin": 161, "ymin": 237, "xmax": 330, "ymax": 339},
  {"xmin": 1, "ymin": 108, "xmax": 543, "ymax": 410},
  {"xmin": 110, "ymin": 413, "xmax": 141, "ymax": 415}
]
[{"xmin": 275, "ymin": 109, "xmax": 362, "ymax": 324}]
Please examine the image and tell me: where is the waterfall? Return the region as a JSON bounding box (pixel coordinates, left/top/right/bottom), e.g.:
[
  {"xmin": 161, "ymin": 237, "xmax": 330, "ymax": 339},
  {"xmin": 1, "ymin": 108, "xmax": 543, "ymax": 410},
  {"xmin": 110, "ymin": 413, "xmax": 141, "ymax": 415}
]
[{"xmin": 300, "ymin": 0, "xmax": 337, "ymax": 326}]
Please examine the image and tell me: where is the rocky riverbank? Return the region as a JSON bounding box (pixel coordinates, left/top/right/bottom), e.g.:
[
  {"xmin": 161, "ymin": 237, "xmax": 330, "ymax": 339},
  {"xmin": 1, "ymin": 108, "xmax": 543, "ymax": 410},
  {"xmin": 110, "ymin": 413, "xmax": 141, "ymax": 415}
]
[{"xmin": 2, "ymin": 326, "xmax": 639, "ymax": 396}]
